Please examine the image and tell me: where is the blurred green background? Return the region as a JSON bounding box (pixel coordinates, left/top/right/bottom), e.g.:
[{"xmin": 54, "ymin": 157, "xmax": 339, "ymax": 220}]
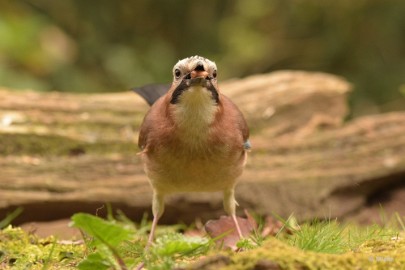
[{"xmin": 0, "ymin": 0, "xmax": 404, "ymax": 116}]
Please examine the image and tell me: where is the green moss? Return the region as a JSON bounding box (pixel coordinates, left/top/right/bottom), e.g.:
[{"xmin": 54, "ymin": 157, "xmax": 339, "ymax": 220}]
[
  {"xmin": 1, "ymin": 222, "xmax": 405, "ymax": 270},
  {"xmin": 0, "ymin": 226, "xmax": 85, "ymax": 270},
  {"xmin": 223, "ymin": 237, "xmax": 405, "ymax": 270},
  {"xmin": 0, "ymin": 133, "xmax": 137, "ymax": 156}
]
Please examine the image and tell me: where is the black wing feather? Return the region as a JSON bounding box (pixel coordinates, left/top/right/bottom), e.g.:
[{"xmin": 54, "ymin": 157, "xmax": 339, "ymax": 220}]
[{"xmin": 132, "ymin": 83, "xmax": 170, "ymax": 106}]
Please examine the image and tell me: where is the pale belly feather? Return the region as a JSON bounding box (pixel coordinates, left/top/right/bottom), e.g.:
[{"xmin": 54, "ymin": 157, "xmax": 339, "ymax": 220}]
[{"xmin": 142, "ymin": 149, "xmax": 246, "ymax": 194}]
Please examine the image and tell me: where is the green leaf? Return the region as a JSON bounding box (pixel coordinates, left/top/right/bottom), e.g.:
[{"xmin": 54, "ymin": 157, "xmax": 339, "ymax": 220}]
[
  {"xmin": 153, "ymin": 233, "xmax": 210, "ymax": 257},
  {"xmin": 78, "ymin": 252, "xmax": 111, "ymax": 270},
  {"xmin": 0, "ymin": 207, "xmax": 23, "ymax": 229},
  {"xmin": 71, "ymin": 213, "xmax": 133, "ymax": 247}
]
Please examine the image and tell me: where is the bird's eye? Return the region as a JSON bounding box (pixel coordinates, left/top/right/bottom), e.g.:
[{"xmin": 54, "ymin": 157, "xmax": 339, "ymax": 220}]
[
  {"xmin": 213, "ymin": 70, "xmax": 217, "ymax": 78},
  {"xmin": 174, "ymin": 69, "xmax": 181, "ymax": 78}
]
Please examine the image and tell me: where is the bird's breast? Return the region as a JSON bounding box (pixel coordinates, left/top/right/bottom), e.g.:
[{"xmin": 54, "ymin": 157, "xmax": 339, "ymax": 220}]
[
  {"xmin": 140, "ymin": 119, "xmax": 246, "ymax": 194},
  {"xmin": 139, "ymin": 88, "xmax": 248, "ymax": 194},
  {"xmin": 172, "ymin": 86, "xmax": 217, "ymax": 124},
  {"xmin": 141, "ymin": 143, "xmax": 246, "ymax": 194}
]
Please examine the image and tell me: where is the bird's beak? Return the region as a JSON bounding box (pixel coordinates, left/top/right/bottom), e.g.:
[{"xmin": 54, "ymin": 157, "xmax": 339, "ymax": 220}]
[
  {"xmin": 187, "ymin": 61, "xmax": 210, "ymax": 87},
  {"xmin": 190, "ymin": 70, "xmax": 209, "ymax": 79},
  {"xmin": 190, "ymin": 61, "xmax": 209, "ymax": 79}
]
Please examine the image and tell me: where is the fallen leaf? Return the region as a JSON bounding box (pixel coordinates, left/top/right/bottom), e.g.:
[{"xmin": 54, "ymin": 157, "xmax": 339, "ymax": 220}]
[
  {"xmin": 261, "ymin": 216, "xmax": 284, "ymax": 237},
  {"xmin": 204, "ymin": 214, "xmax": 256, "ymax": 250}
]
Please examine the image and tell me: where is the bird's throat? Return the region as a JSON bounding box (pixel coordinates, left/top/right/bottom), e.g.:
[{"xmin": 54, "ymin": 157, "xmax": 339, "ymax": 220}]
[
  {"xmin": 170, "ymin": 78, "xmax": 219, "ymax": 104},
  {"xmin": 172, "ymin": 86, "xmax": 218, "ymax": 144}
]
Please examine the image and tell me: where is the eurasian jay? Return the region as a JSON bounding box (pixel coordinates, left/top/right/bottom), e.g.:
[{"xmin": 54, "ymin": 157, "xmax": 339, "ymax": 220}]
[{"xmin": 137, "ymin": 55, "xmax": 250, "ymax": 248}]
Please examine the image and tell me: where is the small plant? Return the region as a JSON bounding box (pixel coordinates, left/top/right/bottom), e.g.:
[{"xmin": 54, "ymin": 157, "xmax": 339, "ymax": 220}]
[
  {"xmin": 275, "ymin": 214, "xmax": 401, "ymax": 254},
  {"xmin": 145, "ymin": 233, "xmax": 213, "ymax": 270},
  {"xmin": 70, "ymin": 212, "xmax": 214, "ymax": 270},
  {"xmin": 0, "ymin": 207, "xmax": 23, "ymax": 229},
  {"xmin": 286, "ymin": 219, "xmax": 348, "ymax": 254},
  {"xmin": 71, "ymin": 213, "xmax": 137, "ymax": 270}
]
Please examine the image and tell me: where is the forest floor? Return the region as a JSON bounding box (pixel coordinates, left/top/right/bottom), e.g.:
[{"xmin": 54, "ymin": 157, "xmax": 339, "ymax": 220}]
[{"xmin": 1, "ymin": 210, "xmax": 404, "ymax": 270}]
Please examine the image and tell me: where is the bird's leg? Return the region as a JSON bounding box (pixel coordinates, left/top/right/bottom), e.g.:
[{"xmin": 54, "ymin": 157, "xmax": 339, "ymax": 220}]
[
  {"xmin": 145, "ymin": 192, "xmax": 165, "ymax": 250},
  {"xmin": 145, "ymin": 214, "xmax": 159, "ymax": 250},
  {"xmin": 136, "ymin": 193, "xmax": 165, "ymax": 270},
  {"xmin": 231, "ymin": 214, "xmax": 243, "ymax": 239},
  {"xmin": 223, "ymin": 189, "xmax": 243, "ymax": 239}
]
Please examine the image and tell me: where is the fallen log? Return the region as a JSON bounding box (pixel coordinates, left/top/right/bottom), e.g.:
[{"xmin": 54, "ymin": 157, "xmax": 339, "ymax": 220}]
[{"xmin": 0, "ymin": 71, "xmax": 404, "ymax": 225}]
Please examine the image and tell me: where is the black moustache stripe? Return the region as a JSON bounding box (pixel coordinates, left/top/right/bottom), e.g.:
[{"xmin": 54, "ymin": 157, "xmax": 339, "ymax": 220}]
[
  {"xmin": 170, "ymin": 79, "xmax": 189, "ymax": 104},
  {"xmin": 170, "ymin": 79, "xmax": 219, "ymax": 104},
  {"xmin": 207, "ymin": 83, "xmax": 220, "ymax": 104}
]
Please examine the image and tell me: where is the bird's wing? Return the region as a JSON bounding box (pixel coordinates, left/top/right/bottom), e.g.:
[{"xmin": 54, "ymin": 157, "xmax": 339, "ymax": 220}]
[
  {"xmin": 132, "ymin": 83, "xmax": 170, "ymax": 106},
  {"xmin": 138, "ymin": 110, "xmax": 151, "ymax": 150},
  {"xmin": 220, "ymin": 95, "xmax": 250, "ymax": 149},
  {"xmin": 137, "ymin": 95, "xmax": 170, "ymax": 150}
]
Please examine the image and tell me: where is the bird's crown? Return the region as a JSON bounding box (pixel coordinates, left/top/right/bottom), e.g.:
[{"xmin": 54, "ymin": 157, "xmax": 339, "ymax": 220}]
[{"xmin": 173, "ymin": 55, "xmax": 217, "ymax": 78}]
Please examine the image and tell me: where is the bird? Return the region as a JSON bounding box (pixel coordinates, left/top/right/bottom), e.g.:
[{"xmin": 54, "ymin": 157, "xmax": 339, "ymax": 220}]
[{"xmin": 137, "ymin": 55, "xmax": 250, "ymax": 249}]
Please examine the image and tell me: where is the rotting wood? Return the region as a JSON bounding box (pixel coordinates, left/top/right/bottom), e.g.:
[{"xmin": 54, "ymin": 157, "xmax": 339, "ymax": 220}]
[{"xmin": 0, "ymin": 71, "xmax": 404, "ymax": 225}]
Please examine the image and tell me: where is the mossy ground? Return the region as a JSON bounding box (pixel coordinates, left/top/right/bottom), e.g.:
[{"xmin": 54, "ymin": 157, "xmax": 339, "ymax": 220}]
[
  {"xmin": 0, "ymin": 133, "xmax": 138, "ymax": 157},
  {"xmin": 225, "ymin": 237, "xmax": 405, "ymax": 270},
  {"xmin": 1, "ymin": 219, "xmax": 404, "ymax": 270},
  {"xmin": 0, "ymin": 226, "xmax": 85, "ymax": 270}
]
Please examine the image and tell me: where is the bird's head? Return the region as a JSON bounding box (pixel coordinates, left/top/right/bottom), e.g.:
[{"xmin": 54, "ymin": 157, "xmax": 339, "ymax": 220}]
[{"xmin": 169, "ymin": 55, "xmax": 219, "ymax": 105}]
